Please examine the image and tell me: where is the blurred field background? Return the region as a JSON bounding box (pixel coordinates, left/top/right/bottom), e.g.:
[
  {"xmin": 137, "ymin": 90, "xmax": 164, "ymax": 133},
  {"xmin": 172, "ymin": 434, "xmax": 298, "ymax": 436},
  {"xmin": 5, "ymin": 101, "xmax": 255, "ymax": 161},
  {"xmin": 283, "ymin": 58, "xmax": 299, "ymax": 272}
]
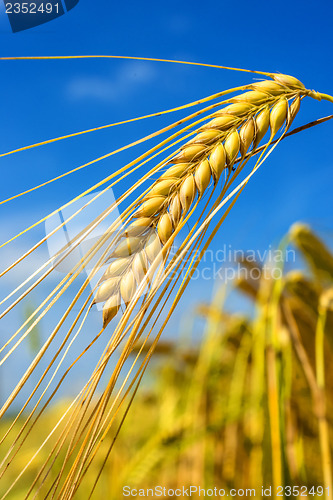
[{"xmin": 1, "ymin": 222, "xmax": 332, "ymax": 498}]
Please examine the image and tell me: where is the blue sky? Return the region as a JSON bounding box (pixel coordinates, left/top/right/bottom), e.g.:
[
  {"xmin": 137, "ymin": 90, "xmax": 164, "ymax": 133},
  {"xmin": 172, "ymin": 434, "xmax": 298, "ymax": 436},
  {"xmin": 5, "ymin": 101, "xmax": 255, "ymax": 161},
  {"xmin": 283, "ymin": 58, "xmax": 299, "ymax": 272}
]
[
  {"xmin": 0, "ymin": 1, "xmax": 332, "ymax": 402},
  {"xmin": 0, "ymin": 0, "xmax": 332, "ymax": 232}
]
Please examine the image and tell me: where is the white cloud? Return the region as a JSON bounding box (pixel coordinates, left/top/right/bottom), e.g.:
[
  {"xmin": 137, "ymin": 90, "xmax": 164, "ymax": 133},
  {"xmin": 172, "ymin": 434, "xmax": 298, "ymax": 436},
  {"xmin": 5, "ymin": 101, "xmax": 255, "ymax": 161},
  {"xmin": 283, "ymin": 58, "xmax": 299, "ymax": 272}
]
[{"xmin": 66, "ymin": 61, "xmax": 156, "ymax": 102}]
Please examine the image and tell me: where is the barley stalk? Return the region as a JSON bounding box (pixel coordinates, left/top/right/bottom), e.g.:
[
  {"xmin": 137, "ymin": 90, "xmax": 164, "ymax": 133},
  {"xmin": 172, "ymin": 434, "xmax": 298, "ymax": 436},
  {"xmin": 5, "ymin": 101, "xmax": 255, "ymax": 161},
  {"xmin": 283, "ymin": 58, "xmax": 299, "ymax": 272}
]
[
  {"xmin": 0, "ymin": 57, "xmax": 332, "ymax": 499},
  {"xmin": 96, "ymin": 74, "xmax": 308, "ymax": 327}
]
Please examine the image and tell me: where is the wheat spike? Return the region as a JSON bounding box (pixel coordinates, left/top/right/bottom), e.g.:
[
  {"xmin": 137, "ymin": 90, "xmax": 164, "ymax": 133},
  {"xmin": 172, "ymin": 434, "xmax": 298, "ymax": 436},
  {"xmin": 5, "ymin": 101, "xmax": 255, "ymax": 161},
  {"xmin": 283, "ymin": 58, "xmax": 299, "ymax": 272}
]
[
  {"xmin": 120, "ymin": 269, "xmax": 136, "ymax": 305},
  {"xmin": 209, "ymin": 143, "xmax": 226, "ymax": 181},
  {"xmin": 157, "ymin": 213, "xmax": 173, "ymax": 244},
  {"xmin": 194, "ymin": 159, "xmax": 211, "ymax": 195},
  {"xmin": 240, "ymin": 118, "xmax": 255, "ymax": 157},
  {"xmin": 93, "ymin": 74, "xmax": 309, "ymax": 319},
  {"xmin": 102, "ymin": 293, "xmax": 121, "ymax": 327},
  {"xmin": 270, "ymin": 98, "xmax": 289, "ymax": 137}
]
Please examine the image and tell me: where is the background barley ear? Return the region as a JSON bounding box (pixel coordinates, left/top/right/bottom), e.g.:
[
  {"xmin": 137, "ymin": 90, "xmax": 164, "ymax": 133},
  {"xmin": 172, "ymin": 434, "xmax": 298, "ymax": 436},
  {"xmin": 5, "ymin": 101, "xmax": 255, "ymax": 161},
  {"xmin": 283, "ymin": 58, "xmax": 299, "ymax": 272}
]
[{"xmin": 0, "ymin": 56, "xmax": 333, "ymax": 499}]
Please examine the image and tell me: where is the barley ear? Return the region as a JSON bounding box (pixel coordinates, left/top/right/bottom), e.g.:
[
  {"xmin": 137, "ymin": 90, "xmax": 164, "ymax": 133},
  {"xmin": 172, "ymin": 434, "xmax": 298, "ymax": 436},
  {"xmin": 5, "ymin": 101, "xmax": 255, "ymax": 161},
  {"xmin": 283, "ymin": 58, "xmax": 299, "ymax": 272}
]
[
  {"xmin": 120, "ymin": 269, "xmax": 136, "ymax": 305},
  {"xmin": 93, "ymin": 277, "xmax": 119, "ymax": 304},
  {"xmin": 158, "ymin": 213, "xmax": 173, "ymax": 244},
  {"xmin": 240, "ymin": 118, "xmax": 255, "ymax": 157},
  {"xmin": 253, "ymin": 107, "xmax": 270, "ymax": 148},
  {"xmin": 102, "ymin": 293, "xmax": 121, "ymax": 328},
  {"xmin": 270, "ymin": 98, "xmax": 289, "ymax": 137},
  {"xmin": 180, "ymin": 175, "xmax": 196, "ymax": 213},
  {"xmin": 209, "ymin": 143, "xmax": 226, "ymax": 182},
  {"xmin": 195, "ymin": 159, "xmax": 211, "ymax": 195},
  {"xmin": 224, "ymin": 129, "xmax": 240, "ymax": 169},
  {"xmin": 169, "ymin": 194, "xmax": 182, "ymax": 226}
]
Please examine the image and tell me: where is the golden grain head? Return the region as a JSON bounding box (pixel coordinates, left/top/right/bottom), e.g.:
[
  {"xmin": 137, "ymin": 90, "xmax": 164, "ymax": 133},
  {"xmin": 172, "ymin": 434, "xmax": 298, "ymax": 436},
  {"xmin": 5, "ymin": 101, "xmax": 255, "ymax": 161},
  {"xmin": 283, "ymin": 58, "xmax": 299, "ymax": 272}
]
[
  {"xmin": 240, "ymin": 118, "xmax": 255, "ymax": 157},
  {"xmin": 125, "ymin": 217, "xmax": 153, "ymax": 236},
  {"xmin": 319, "ymin": 288, "xmax": 333, "ymax": 311},
  {"xmin": 145, "ymin": 231, "xmax": 162, "ymax": 263},
  {"xmin": 222, "ymin": 102, "xmax": 254, "ymax": 116},
  {"xmin": 157, "ymin": 212, "xmax": 173, "ymax": 244},
  {"xmin": 289, "ymin": 223, "xmax": 312, "ymax": 245},
  {"xmin": 169, "ymin": 194, "xmax": 182, "ymax": 226},
  {"xmin": 173, "ymin": 144, "xmax": 207, "ymax": 163},
  {"xmin": 189, "ymin": 129, "xmax": 222, "ymax": 145},
  {"xmin": 224, "ymin": 129, "xmax": 240, "ymax": 167},
  {"xmin": 252, "ymin": 80, "xmax": 286, "ymax": 95},
  {"xmin": 209, "ymin": 143, "xmax": 226, "ymax": 182},
  {"xmin": 179, "ymin": 174, "xmax": 196, "ymax": 213},
  {"xmin": 132, "ymin": 250, "xmax": 148, "ymax": 285},
  {"xmin": 253, "ymin": 107, "xmax": 270, "ymax": 148},
  {"xmin": 94, "ymin": 277, "xmax": 119, "ymax": 304},
  {"xmin": 112, "ymin": 236, "xmax": 142, "ymax": 258},
  {"xmin": 120, "ymin": 269, "xmax": 136, "ymax": 305},
  {"xmin": 161, "ymin": 163, "xmax": 188, "ymax": 179},
  {"xmin": 195, "ymin": 159, "xmax": 211, "ymax": 195},
  {"xmin": 234, "ymin": 90, "xmax": 273, "ymax": 105},
  {"xmin": 146, "ymin": 178, "xmax": 178, "ymax": 198},
  {"xmin": 103, "ymin": 257, "xmax": 130, "ymax": 280},
  {"xmin": 289, "ymin": 223, "xmax": 333, "ymax": 280},
  {"xmin": 270, "ymin": 97, "xmax": 289, "ymax": 137},
  {"xmin": 273, "ymin": 73, "xmax": 305, "ymax": 90},
  {"xmin": 134, "ymin": 196, "xmax": 166, "ymax": 218},
  {"xmin": 102, "ymin": 293, "xmax": 121, "ymax": 328},
  {"xmin": 205, "ymin": 115, "xmax": 240, "ymax": 131},
  {"xmin": 287, "ymin": 95, "xmax": 301, "ymax": 129},
  {"xmin": 95, "ymin": 72, "xmax": 307, "ymax": 324}
]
